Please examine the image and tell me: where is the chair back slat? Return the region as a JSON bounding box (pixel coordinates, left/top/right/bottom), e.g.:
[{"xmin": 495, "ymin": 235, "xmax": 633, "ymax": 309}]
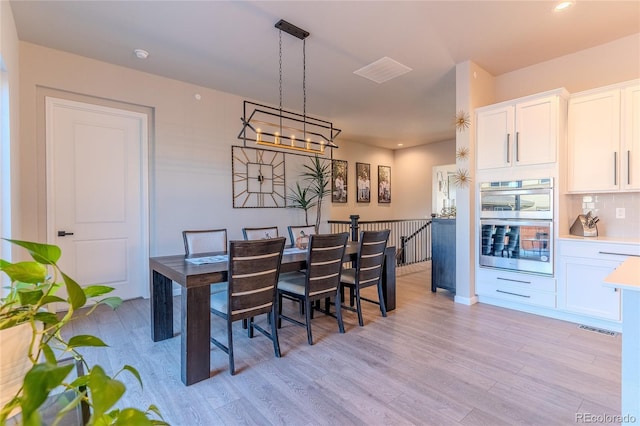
[
  {"xmin": 306, "ymin": 233, "xmax": 349, "ymax": 297},
  {"xmin": 183, "ymin": 229, "xmax": 227, "ymax": 255},
  {"xmin": 356, "ymin": 230, "xmax": 390, "ymax": 288},
  {"xmin": 228, "ymin": 237, "xmax": 286, "ymax": 321}
]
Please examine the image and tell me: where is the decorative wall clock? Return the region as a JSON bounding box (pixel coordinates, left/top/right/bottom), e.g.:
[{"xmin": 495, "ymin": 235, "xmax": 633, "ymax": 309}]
[{"xmin": 232, "ymin": 146, "xmax": 286, "ymax": 208}]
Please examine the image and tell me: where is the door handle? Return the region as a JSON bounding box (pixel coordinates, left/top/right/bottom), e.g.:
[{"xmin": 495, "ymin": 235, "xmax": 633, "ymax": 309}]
[{"xmin": 57, "ymin": 231, "xmax": 74, "ymax": 237}]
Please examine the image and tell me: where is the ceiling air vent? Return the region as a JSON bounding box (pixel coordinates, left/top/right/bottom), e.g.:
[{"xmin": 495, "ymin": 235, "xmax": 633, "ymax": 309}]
[{"xmin": 353, "ymin": 56, "xmax": 412, "ymax": 84}]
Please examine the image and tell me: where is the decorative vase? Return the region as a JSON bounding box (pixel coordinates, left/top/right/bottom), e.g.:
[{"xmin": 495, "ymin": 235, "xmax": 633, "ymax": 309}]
[
  {"xmin": 0, "ymin": 321, "xmax": 39, "ymax": 417},
  {"xmin": 295, "ymin": 235, "xmax": 309, "ymax": 250}
]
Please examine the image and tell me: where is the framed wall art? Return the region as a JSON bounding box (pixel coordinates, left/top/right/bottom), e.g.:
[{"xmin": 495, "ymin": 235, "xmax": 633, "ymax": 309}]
[
  {"xmin": 332, "ymin": 159, "xmax": 348, "ymax": 203},
  {"xmin": 378, "ymin": 165, "xmax": 391, "ymax": 203},
  {"xmin": 356, "ymin": 162, "xmax": 371, "ymax": 203}
]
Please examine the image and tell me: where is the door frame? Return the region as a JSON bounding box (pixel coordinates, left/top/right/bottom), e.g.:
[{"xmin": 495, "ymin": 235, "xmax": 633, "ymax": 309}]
[{"xmin": 44, "ymin": 96, "xmax": 150, "ymax": 298}]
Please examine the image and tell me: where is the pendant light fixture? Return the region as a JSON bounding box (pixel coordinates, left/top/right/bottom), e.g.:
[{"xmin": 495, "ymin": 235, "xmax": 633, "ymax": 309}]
[{"xmin": 238, "ymin": 19, "xmax": 341, "ymax": 155}]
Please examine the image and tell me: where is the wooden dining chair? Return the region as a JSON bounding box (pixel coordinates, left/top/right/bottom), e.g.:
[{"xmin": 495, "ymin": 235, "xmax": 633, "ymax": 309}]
[
  {"xmin": 277, "ymin": 232, "xmax": 349, "ymax": 345},
  {"xmin": 339, "ymin": 229, "xmax": 390, "ymax": 326},
  {"xmin": 242, "ymin": 226, "xmax": 279, "ymax": 240},
  {"xmin": 183, "ymin": 229, "xmax": 227, "ymax": 255},
  {"xmin": 287, "ymin": 225, "xmax": 316, "ymax": 248},
  {"xmin": 209, "ymin": 237, "xmax": 286, "ymax": 375},
  {"xmin": 183, "ymin": 229, "xmax": 228, "ymax": 294}
]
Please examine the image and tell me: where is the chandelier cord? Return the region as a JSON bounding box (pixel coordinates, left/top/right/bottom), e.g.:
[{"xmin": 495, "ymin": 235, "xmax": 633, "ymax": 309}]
[
  {"xmin": 278, "ymin": 29, "xmax": 283, "ymax": 132},
  {"xmin": 303, "ymin": 39, "xmax": 307, "ymax": 139}
]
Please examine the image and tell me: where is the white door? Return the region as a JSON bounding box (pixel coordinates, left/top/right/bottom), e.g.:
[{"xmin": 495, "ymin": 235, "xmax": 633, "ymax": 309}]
[{"xmin": 46, "ymin": 97, "xmax": 149, "ymax": 301}]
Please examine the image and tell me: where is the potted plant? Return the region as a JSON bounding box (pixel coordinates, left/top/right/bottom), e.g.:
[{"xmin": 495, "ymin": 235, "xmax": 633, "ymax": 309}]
[
  {"xmin": 299, "ymin": 155, "xmax": 331, "ymax": 234},
  {"xmin": 0, "ymin": 238, "xmax": 166, "ymax": 425},
  {"xmin": 286, "ymin": 182, "xmax": 316, "ymax": 227}
]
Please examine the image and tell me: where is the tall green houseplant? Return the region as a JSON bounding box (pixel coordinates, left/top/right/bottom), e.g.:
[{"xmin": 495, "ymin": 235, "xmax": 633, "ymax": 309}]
[
  {"xmin": 300, "ymin": 155, "xmax": 331, "ymax": 234},
  {"xmin": 0, "ymin": 239, "xmax": 165, "ymax": 425}
]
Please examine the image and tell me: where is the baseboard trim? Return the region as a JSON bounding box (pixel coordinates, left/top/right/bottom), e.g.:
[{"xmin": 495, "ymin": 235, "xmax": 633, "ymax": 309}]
[{"xmin": 454, "ymin": 295, "xmax": 479, "ymax": 305}]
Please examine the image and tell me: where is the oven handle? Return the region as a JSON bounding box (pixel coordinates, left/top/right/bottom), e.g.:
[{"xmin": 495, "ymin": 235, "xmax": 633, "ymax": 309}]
[{"xmin": 480, "ymin": 188, "xmax": 552, "ymax": 196}]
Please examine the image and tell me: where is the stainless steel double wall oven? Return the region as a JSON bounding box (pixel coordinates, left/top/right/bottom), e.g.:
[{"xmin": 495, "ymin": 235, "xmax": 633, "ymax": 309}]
[{"xmin": 479, "ymin": 178, "xmax": 554, "ymax": 275}]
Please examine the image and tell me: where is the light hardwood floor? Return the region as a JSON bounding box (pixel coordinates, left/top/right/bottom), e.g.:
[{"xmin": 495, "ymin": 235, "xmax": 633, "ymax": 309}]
[{"xmin": 66, "ymin": 262, "xmax": 621, "ymax": 425}]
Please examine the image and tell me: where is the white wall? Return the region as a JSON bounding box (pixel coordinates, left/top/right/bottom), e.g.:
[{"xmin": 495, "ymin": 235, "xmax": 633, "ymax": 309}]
[
  {"xmin": 393, "ymin": 140, "xmax": 455, "ymax": 219},
  {"xmin": 494, "ymin": 34, "xmax": 640, "ymax": 103},
  {"xmin": 18, "ymin": 42, "xmax": 397, "ymax": 256},
  {"xmin": 0, "ymin": 1, "xmax": 20, "ymax": 266}
]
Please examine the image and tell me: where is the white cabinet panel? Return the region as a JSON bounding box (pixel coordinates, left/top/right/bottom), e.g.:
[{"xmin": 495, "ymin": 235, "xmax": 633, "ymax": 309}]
[
  {"xmin": 567, "ymin": 80, "xmax": 640, "ymax": 193},
  {"xmin": 561, "ymin": 257, "xmax": 621, "ymax": 321},
  {"xmin": 476, "ymin": 92, "xmax": 564, "ymax": 171},
  {"xmin": 622, "ymin": 83, "xmax": 640, "ymax": 190}
]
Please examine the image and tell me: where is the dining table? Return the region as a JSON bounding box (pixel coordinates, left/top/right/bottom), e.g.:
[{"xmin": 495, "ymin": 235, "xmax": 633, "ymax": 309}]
[{"xmin": 149, "ymin": 242, "xmax": 396, "ymax": 385}]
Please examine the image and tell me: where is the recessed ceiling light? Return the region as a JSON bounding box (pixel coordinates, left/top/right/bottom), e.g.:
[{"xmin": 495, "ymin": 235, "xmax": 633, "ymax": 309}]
[
  {"xmin": 133, "ymin": 48, "xmax": 149, "ymax": 59},
  {"xmin": 554, "ymin": 1, "xmax": 574, "ymax": 12},
  {"xmin": 397, "ymin": 143, "xmax": 404, "ymax": 147}
]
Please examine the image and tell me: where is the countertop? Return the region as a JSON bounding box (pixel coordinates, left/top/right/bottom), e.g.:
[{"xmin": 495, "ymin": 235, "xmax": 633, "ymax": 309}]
[
  {"xmin": 603, "ymin": 257, "xmax": 640, "ymax": 292},
  {"xmin": 558, "ymin": 235, "xmax": 640, "ymax": 245}
]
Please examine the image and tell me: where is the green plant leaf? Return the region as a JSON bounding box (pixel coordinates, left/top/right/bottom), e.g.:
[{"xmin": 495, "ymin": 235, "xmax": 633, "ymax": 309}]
[
  {"xmin": 68, "ymin": 334, "xmax": 108, "ymax": 348},
  {"xmin": 41, "ymin": 345, "xmax": 57, "ymax": 364},
  {"xmin": 120, "ymin": 364, "xmax": 143, "ymax": 388},
  {"xmin": 112, "ymin": 408, "xmax": 154, "ymax": 425},
  {"xmin": 100, "ymin": 296, "xmax": 123, "ymax": 310},
  {"xmin": 61, "ymin": 271, "xmax": 87, "ymax": 309},
  {"xmin": 21, "ymin": 362, "xmax": 75, "ymax": 419},
  {"xmin": 17, "ymin": 288, "xmax": 45, "ymax": 306},
  {"xmin": 34, "ymin": 311, "xmax": 61, "ymax": 326},
  {"xmin": 0, "ymin": 261, "xmax": 48, "ymax": 284},
  {"xmin": 84, "ymin": 285, "xmax": 115, "ymax": 298},
  {"xmin": 88, "ymin": 365, "xmax": 126, "ymax": 419},
  {"xmin": 4, "ymin": 239, "xmax": 61, "ymax": 265},
  {"xmin": 40, "ymin": 294, "xmax": 67, "ymax": 305}
]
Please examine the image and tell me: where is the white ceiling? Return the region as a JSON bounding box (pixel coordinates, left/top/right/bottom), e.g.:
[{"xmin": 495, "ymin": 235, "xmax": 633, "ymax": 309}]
[{"xmin": 9, "ymin": 1, "xmax": 640, "ymax": 150}]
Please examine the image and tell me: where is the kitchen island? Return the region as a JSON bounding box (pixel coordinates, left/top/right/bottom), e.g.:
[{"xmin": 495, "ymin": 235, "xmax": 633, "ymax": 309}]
[{"xmin": 604, "ymin": 257, "xmax": 640, "ymax": 424}]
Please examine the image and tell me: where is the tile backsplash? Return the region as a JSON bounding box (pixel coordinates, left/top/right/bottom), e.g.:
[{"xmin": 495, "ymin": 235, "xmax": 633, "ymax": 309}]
[{"xmin": 565, "ymin": 192, "xmax": 640, "ymax": 238}]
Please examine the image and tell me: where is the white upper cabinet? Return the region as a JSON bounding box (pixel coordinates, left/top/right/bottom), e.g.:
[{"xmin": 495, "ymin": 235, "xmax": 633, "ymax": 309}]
[
  {"xmin": 477, "ymin": 92, "xmax": 563, "ymax": 171},
  {"xmin": 622, "ymin": 83, "xmax": 640, "ymax": 191},
  {"xmin": 567, "ymin": 80, "xmax": 640, "ymax": 192}
]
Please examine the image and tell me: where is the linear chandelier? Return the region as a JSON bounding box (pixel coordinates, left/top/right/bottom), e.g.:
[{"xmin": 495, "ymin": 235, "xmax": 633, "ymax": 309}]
[{"xmin": 238, "ymin": 19, "xmax": 341, "ymax": 155}]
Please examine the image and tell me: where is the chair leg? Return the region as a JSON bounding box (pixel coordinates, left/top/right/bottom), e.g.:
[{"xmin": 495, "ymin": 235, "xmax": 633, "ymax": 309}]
[
  {"xmin": 227, "ymin": 319, "xmax": 235, "ymax": 375},
  {"xmin": 305, "ymin": 300, "xmax": 313, "ymax": 345},
  {"xmin": 335, "ymin": 289, "xmax": 345, "ymax": 334},
  {"xmin": 248, "ymin": 317, "xmax": 254, "ymax": 338},
  {"xmin": 350, "ymin": 287, "xmax": 355, "ymax": 307},
  {"xmin": 355, "ymin": 285, "xmax": 364, "ymax": 327},
  {"xmin": 377, "ymin": 281, "xmax": 388, "ymax": 318},
  {"xmin": 270, "ymin": 309, "xmax": 281, "ymax": 358},
  {"xmin": 277, "ymin": 293, "xmax": 283, "ymax": 329},
  {"xmin": 242, "ymin": 318, "xmax": 247, "ymax": 329}
]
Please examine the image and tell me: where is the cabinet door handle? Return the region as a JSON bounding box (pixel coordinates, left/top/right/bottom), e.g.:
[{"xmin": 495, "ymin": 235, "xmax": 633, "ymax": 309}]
[
  {"xmin": 496, "ymin": 289, "xmax": 530, "ymax": 298},
  {"xmin": 628, "ymin": 150, "xmax": 631, "ymax": 185},
  {"xmin": 614, "ymin": 151, "xmax": 617, "ymax": 186},
  {"xmin": 497, "ymin": 277, "xmax": 531, "ymax": 285},
  {"xmin": 515, "ymin": 132, "xmax": 520, "ymax": 162},
  {"xmin": 598, "ymin": 251, "xmax": 640, "ymax": 257},
  {"xmin": 506, "ymin": 134, "xmax": 511, "ymax": 164}
]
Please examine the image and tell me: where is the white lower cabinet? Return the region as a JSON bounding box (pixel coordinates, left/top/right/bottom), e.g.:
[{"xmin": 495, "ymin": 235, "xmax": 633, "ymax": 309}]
[
  {"xmin": 560, "ymin": 256, "xmax": 621, "ymax": 321},
  {"xmin": 476, "ymin": 268, "xmax": 556, "ymax": 308},
  {"xmin": 558, "ymin": 240, "xmax": 640, "ymax": 323}
]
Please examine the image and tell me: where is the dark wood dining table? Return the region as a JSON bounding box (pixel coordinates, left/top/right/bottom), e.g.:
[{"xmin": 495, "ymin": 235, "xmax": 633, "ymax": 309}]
[{"xmin": 149, "ymin": 242, "xmax": 396, "ymax": 385}]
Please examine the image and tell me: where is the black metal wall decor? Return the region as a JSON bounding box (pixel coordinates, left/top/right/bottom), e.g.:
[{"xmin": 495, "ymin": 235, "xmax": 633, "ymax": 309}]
[{"xmin": 232, "ymin": 146, "xmax": 286, "ymax": 208}]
